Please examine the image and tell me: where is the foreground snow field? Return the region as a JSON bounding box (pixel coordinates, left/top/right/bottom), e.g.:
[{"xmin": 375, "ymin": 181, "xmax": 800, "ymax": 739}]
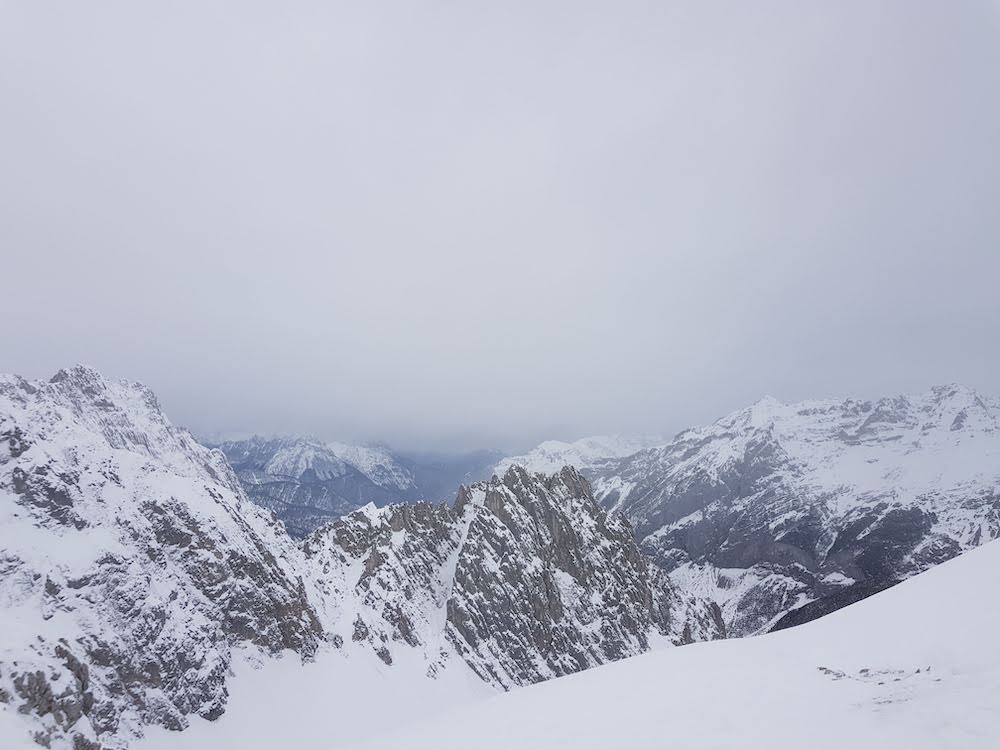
[
  {"xmin": 348, "ymin": 539, "xmax": 1000, "ymax": 750},
  {"xmin": 139, "ymin": 645, "xmax": 494, "ymax": 750},
  {"xmin": 0, "ymin": 644, "xmax": 493, "ymax": 750}
]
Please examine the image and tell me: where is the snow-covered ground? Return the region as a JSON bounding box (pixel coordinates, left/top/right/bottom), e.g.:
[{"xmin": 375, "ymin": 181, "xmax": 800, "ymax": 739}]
[
  {"xmin": 139, "ymin": 645, "xmax": 492, "ymax": 750},
  {"xmin": 0, "ymin": 643, "xmax": 492, "ymax": 750},
  {"xmin": 346, "ymin": 540, "xmax": 1000, "ymax": 750}
]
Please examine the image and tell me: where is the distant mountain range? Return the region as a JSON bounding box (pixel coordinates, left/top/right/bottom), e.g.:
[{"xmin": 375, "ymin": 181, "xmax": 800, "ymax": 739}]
[
  {"xmin": 509, "ymin": 384, "xmax": 1000, "ymax": 635},
  {"xmin": 214, "ymin": 436, "xmax": 502, "ymax": 537},
  {"xmin": 495, "ymin": 435, "xmax": 662, "ymax": 477}
]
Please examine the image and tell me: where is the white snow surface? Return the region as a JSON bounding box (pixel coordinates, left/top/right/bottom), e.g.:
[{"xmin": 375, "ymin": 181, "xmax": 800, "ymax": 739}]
[
  {"xmin": 0, "ymin": 644, "xmax": 493, "ymax": 750},
  {"xmin": 347, "ymin": 539, "xmax": 1000, "ymax": 750},
  {"xmin": 137, "ymin": 644, "xmax": 493, "ymax": 750}
]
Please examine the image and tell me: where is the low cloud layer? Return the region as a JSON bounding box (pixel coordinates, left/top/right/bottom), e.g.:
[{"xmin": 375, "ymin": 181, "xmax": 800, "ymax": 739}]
[{"xmin": 2, "ymin": 2, "xmax": 999, "ymax": 449}]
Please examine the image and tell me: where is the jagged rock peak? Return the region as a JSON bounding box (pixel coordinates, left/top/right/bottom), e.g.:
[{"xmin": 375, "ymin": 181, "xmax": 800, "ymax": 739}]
[{"xmin": 304, "ymin": 463, "xmax": 724, "ymax": 690}]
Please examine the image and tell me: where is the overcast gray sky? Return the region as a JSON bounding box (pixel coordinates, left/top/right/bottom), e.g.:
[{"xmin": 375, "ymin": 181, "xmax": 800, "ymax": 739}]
[{"xmin": 2, "ymin": 2, "xmax": 999, "ymax": 450}]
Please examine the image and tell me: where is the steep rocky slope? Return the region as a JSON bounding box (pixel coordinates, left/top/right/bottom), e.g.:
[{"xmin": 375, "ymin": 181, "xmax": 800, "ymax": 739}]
[
  {"xmin": 303, "ymin": 465, "xmax": 724, "ymax": 689},
  {"xmin": 0, "ymin": 367, "xmax": 323, "ymax": 750},
  {"xmin": 591, "ymin": 385, "xmax": 1000, "ymax": 634},
  {"xmin": 217, "ymin": 437, "xmax": 500, "ymax": 537}
]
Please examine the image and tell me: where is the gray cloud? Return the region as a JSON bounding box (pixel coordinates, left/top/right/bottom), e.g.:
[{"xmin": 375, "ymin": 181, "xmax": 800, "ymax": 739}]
[{"xmin": 2, "ymin": 1, "xmax": 999, "ymax": 450}]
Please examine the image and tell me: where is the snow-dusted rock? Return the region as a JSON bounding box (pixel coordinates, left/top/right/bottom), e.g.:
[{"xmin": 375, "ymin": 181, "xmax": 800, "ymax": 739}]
[
  {"xmin": 0, "ymin": 367, "xmax": 323, "ymax": 750},
  {"xmin": 590, "ymin": 385, "xmax": 1000, "ymax": 635}
]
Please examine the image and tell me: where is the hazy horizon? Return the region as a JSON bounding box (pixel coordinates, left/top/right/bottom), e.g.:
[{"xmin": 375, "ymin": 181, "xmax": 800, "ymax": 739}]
[{"xmin": 3, "ymin": 2, "xmax": 999, "ymax": 451}]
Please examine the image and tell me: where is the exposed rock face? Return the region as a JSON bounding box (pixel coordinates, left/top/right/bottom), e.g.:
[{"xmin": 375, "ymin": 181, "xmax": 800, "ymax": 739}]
[
  {"xmin": 588, "ymin": 385, "xmax": 1000, "ymax": 635},
  {"xmin": 0, "ymin": 367, "xmax": 323, "ymax": 750},
  {"xmin": 304, "ymin": 466, "xmax": 725, "ymax": 690},
  {"xmin": 217, "ymin": 437, "xmax": 502, "ymax": 537}
]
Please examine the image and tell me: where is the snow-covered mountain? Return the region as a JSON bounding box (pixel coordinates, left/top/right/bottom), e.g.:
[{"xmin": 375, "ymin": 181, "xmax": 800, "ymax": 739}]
[
  {"xmin": 590, "ymin": 385, "xmax": 1000, "ymax": 635},
  {"xmin": 216, "ymin": 437, "xmax": 501, "ymax": 537},
  {"xmin": 0, "ymin": 367, "xmax": 324, "ymax": 750},
  {"xmin": 345, "ymin": 537, "xmax": 1000, "ymax": 750},
  {"xmin": 495, "ymin": 435, "xmax": 662, "ymax": 477},
  {"xmin": 0, "ymin": 367, "xmax": 720, "ymax": 749}
]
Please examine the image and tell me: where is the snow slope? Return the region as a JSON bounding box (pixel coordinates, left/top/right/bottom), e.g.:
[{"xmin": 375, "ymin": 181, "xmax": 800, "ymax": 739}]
[{"xmin": 349, "ymin": 539, "xmax": 1000, "ymax": 750}]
